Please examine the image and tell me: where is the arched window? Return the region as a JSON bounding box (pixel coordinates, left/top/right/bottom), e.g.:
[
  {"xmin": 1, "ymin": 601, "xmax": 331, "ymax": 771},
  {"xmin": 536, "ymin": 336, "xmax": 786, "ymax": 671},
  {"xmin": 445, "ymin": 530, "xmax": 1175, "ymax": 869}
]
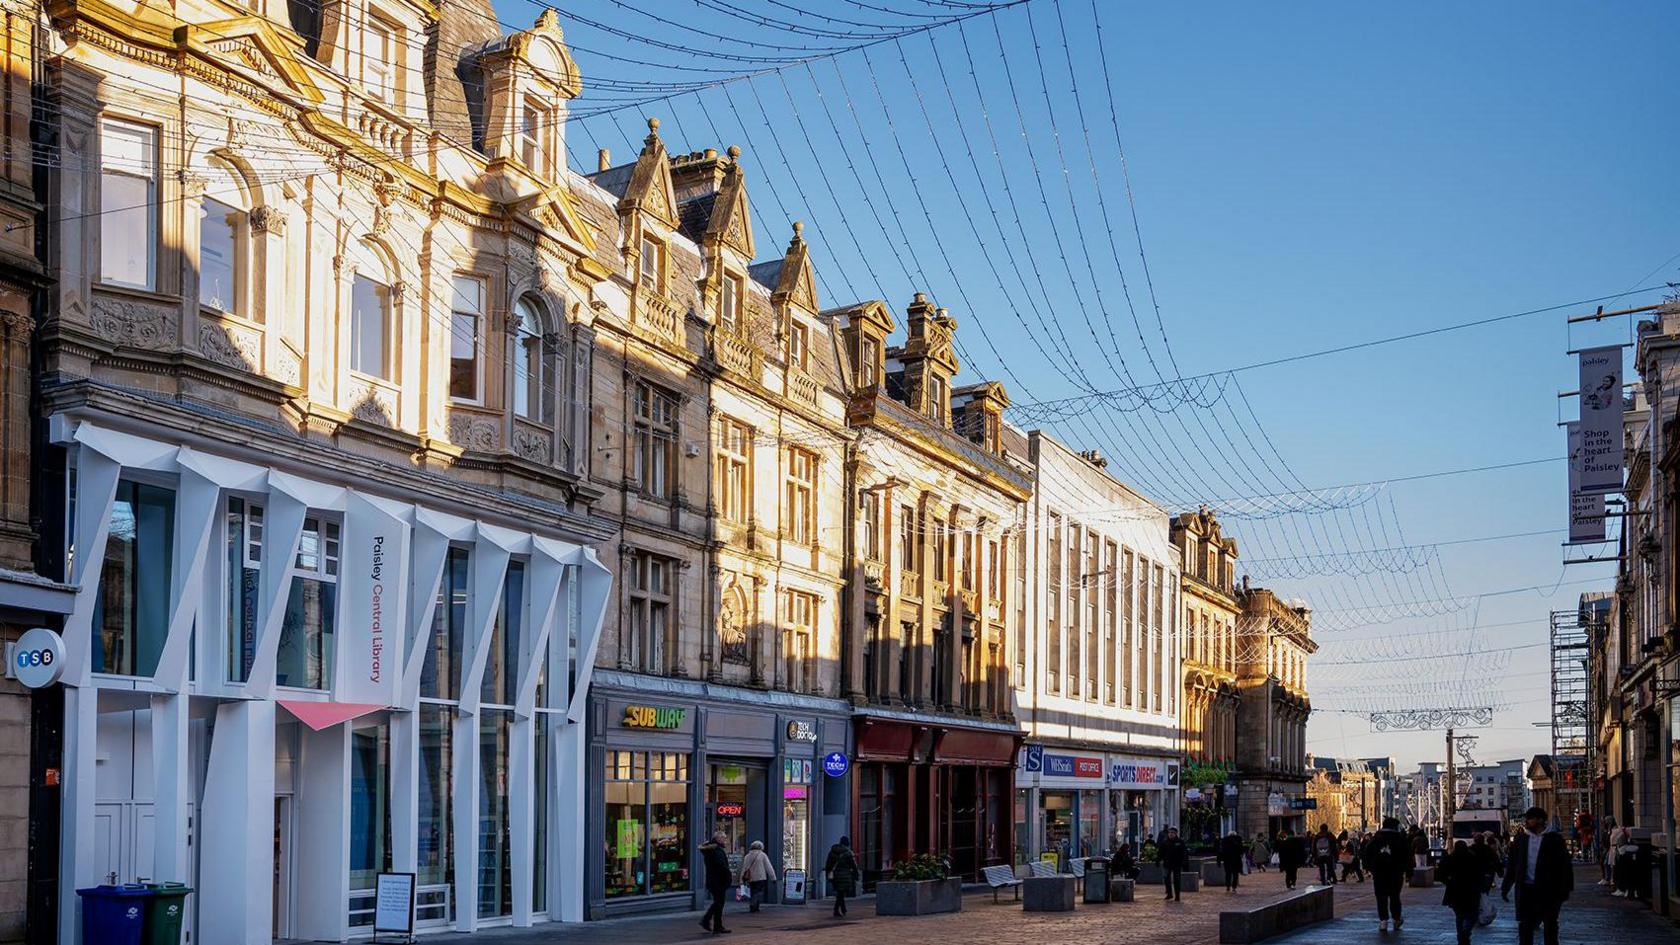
[
  {"xmin": 199, "ymin": 162, "xmax": 249, "ymax": 318},
  {"xmin": 349, "ymin": 240, "xmax": 393, "ymax": 380},
  {"xmin": 512, "ymin": 297, "xmax": 549, "ymax": 422}
]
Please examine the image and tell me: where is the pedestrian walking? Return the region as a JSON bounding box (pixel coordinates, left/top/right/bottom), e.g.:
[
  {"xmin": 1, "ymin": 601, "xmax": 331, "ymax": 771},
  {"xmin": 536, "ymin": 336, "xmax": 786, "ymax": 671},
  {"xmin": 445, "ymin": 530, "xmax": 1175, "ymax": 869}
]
[
  {"xmin": 740, "ymin": 840, "xmax": 776, "ymax": 913},
  {"xmin": 1609, "ymin": 823, "xmax": 1637, "ymax": 897},
  {"xmin": 1501, "ymin": 806, "xmax": 1573, "ymax": 945},
  {"xmin": 824, "ymin": 836, "xmax": 859, "ymax": 919},
  {"xmin": 1471, "ymin": 832, "xmax": 1502, "ymax": 894},
  {"xmin": 1410, "ymin": 826, "xmax": 1429, "ymax": 864},
  {"xmin": 1312, "ymin": 824, "xmax": 1337, "ymax": 885},
  {"xmin": 1339, "ymin": 830, "xmax": 1365, "ymax": 883},
  {"xmin": 1363, "ymin": 816, "xmax": 1415, "ymax": 933},
  {"xmin": 1438, "ymin": 840, "xmax": 1485, "ymax": 945},
  {"xmin": 1250, "ymin": 832, "xmax": 1271, "ymax": 873},
  {"xmin": 1277, "ymin": 829, "xmax": 1303, "ymax": 890},
  {"xmin": 1598, "ymin": 817, "xmax": 1619, "ymax": 886},
  {"xmin": 1219, "ymin": 832, "xmax": 1245, "ymax": 891},
  {"xmin": 699, "ymin": 831, "xmax": 733, "ymax": 935},
  {"xmin": 1160, "ymin": 826, "xmax": 1189, "ymax": 901}
]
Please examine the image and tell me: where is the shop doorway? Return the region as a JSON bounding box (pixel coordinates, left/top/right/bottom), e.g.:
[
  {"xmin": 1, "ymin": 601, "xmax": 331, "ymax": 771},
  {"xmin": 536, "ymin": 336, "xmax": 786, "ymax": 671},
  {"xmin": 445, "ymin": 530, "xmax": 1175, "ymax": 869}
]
[
  {"xmin": 1041, "ymin": 791, "xmax": 1073, "ymax": 868},
  {"xmin": 273, "ymin": 796, "xmax": 294, "ymax": 940},
  {"xmin": 707, "ymin": 761, "xmax": 768, "ymax": 879}
]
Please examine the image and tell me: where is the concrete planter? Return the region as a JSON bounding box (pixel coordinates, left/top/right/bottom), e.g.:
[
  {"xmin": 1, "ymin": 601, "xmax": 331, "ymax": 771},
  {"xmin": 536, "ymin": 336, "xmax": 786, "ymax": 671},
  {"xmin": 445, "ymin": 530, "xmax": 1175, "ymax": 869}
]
[
  {"xmin": 875, "ymin": 877, "xmax": 964, "ymax": 916},
  {"xmin": 1180, "ymin": 871, "xmax": 1201, "ymax": 893},
  {"xmin": 1110, "ymin": 878, "xmax": 1136, "ymax": 902},
  {"xmin": 1023, "ymin": 875, "xmax": 1077, "ymax": 912},
  {"xmin": 1137, "ymin": 863, "xmax": 1166, "ymax": 884}
]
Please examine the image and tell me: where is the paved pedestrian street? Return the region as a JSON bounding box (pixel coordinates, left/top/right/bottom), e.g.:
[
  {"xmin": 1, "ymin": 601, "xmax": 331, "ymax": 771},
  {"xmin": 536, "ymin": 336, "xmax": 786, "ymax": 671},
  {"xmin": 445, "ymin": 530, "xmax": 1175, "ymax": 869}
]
[{"xmin": 309, "ymin": 868, "xmax": 1675, "ymax": 945}]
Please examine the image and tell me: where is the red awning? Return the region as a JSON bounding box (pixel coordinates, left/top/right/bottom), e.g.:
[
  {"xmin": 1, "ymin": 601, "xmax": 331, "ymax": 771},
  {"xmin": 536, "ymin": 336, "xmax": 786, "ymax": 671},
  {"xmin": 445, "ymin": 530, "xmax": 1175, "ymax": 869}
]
[{"xmin": 278, "ymin": 700, "xmax": 385, "ymax": 731}]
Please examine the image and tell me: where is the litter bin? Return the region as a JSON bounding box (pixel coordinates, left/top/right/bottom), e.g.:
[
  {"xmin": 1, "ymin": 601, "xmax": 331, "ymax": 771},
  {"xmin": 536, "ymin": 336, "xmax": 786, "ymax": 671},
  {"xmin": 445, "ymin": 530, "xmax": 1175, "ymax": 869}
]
[
  {"xmin": 142, "ymin": 882, "xmax": 192, "ymax": 945},
  {"xmin": 1083, "ymin": 857, "xmax": 1111, "ymax": 902},
  {"xmin": 76, "ymin": 884, "xmax": 150, "ymax": 945}
]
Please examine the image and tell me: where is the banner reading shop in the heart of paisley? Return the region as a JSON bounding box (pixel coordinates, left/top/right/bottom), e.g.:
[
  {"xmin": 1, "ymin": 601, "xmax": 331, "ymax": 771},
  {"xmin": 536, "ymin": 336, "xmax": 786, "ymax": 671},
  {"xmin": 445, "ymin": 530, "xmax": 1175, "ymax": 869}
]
[
  {"xmin": 338, "ymin": 492, "xmax": 410, "ymax": 705},
  {"xmin": 1566, "ymin": 422, "xmax": 1605, "ymax": 544},
  {"xmin": 1577, "ymin": 345, "xmax": 1625, "ymax": 494}
]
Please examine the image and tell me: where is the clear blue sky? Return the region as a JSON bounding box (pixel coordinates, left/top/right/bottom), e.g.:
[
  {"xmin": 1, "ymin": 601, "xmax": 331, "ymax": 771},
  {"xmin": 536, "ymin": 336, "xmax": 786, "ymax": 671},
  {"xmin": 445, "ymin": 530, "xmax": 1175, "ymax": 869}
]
[{"xmin": 514, "ymin": 0, "xmax": 1680, "ymax": 769}]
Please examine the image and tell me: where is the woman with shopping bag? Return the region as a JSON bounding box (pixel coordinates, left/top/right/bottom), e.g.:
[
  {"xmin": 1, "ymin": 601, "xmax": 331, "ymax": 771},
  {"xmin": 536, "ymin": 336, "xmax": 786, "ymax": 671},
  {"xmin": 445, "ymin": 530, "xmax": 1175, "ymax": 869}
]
[{"xmin": 1437, "ymin": 840, "xmax": 1487, "ymax": 945}]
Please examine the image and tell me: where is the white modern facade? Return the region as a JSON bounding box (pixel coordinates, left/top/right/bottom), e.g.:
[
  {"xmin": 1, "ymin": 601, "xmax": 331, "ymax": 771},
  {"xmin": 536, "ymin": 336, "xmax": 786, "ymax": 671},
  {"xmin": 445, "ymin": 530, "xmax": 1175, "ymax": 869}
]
[{"xmin": 1012, "ymin": 430, "xmax": 1182, "ymax": 864}]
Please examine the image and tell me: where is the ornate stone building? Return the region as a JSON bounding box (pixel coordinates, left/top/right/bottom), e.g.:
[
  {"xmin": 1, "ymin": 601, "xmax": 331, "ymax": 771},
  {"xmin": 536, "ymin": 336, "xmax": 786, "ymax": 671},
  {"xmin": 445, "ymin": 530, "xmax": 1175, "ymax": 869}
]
[
  {"xmin": 31, "ymin": 1, "xmax": 619, "ymax": 941},
  {"xmin": 1171, "ymin": 508, "xmax": 1242, "ymax": 842},
  {"xmin": 832, "ymin": 295, "xmax": 1031, "ymax": 884},
  {"xmin": 1233, "ymin": 583, "xmax": 1314, "ymax": 838}
]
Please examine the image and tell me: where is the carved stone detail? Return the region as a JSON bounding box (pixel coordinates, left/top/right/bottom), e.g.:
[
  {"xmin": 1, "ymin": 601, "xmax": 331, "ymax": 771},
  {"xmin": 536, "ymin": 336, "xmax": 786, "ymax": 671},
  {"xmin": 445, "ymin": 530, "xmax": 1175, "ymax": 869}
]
[
  {"xmin": 273, "ymin": 346, "xmax": 302, "ymax": 387},
  {"xmin": 448, "ymin": 411, "xmax": 499, "ymax": 452},
  {"xmin": 249, "ymin": 205, "xmax": 286, "ymax": 235},
  {"xmin": 198, "ymin": 320, "xmax": 261, "ymax": 370},
  {"xmin": 90, "ymin": 295, "xmax": 173, "ymax": 348},
  {"xmin": 512, "ymin": 425, "xmax": 551, "ymax": 463},
  {"xmin": 347, "ymin": 378, "xmax": 397, "ymax": 426}
]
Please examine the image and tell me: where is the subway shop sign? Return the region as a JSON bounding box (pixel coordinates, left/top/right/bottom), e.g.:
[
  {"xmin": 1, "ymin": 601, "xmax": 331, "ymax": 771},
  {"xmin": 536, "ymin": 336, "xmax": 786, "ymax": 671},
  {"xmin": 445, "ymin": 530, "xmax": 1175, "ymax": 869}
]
[{"xmin": 622, "ymin": 705, "xmax": 687, "ymax": 730}]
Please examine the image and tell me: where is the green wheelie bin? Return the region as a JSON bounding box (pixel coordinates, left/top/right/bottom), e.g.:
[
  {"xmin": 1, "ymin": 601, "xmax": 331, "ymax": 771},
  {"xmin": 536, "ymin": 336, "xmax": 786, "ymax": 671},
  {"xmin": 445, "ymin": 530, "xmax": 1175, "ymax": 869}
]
[{"xmin": 141, "ymin": 882, "xmax": 192, "ymax": 945}]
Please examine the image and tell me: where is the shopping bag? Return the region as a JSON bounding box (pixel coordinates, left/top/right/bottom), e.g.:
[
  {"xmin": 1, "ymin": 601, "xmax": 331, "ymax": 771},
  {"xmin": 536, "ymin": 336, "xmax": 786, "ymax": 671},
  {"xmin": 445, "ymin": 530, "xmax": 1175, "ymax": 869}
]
[
  {"xmin": 736, "ymin": 883, "xmax": 749, "ymax": 901},
  {"xmin": 1269, "ymin": 853, "xmax": 1280, "ymax": 867},
  {"xmin": 1477, "ymin": 893, "xmax": 1497, "ymax": 927}
]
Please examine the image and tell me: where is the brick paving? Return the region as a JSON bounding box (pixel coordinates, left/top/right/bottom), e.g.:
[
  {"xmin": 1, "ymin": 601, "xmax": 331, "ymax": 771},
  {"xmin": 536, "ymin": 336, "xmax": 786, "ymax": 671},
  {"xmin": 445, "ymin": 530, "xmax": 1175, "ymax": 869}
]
[{"xmin": 390, "ymin": 869, "xmax": 1378, "ymax": 945}]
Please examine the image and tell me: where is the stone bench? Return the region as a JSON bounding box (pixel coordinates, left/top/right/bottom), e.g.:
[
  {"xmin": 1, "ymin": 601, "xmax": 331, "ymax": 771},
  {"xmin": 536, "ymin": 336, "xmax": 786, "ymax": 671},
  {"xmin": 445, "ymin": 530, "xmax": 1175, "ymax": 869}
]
[
  {"xmin": 1023, "ymin": 875, "xmax": 1077, "ymax": 912},
  {"xmin": 1219, "ymin": 885, "xmax": 1334, "ymax": 943},
  {"xmin": 1110, "ymin": 878, "xmax": 1135, "ymax": 902},
  {"xmin": 1201, "ymin": 859, "xmax": 1227, "ymax": 884},
  {"xmin": 1136, "ymin": 863, "xmax": 1165, "ymax": 884},
  {"xmin": 1180, "ymin": 871, "xmax": 1201, "ymax": 893},
  {"xmin": 1408, "ymin": 867, "xmax": 1434, "ymax": 888}
]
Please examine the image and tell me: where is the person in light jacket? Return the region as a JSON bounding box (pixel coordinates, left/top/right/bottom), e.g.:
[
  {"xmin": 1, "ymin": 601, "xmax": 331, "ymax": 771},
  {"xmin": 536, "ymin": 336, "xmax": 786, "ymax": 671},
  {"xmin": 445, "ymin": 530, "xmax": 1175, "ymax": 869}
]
[{"xmin": 740, "ymin": 840, "xmax": 776, "ymax": 913}]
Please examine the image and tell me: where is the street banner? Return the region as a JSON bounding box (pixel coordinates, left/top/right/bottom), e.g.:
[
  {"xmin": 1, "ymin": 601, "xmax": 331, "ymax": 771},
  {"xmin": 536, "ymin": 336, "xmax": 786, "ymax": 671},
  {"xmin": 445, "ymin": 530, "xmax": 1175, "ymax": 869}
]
[
  {"xmin": 338, "ymin": 492, "xmax": 410, "ymax": 705},
  {"xmin": 1567, "ymin": 422, "xmax": 1606, "ymax": 543},
  {"xmin": 1577, "ymin": 346, "xmax": 1624, "ymax": 493}
]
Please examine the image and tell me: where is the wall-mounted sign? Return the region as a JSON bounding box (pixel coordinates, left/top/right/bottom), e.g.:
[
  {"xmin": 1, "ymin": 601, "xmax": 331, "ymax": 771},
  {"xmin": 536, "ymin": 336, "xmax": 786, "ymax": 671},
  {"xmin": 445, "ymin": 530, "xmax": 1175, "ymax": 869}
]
[
  {"xmin": 339, "ymin": 494, "xmax": 408, "ymax": 706},
  {"xmin": 9, "ymin": 628, "xmax": 65, "ymax": 689},
  {"xmin": 1108, "ymin": 758, "xmax": 1166, "ymax": 789},
  {"xmin": 822, "ymin": 752, "xmax": 849, "ymax": 777},
  {"xmin": 623, "ymin": 705, "xmax": 686, "ymax": 730},
  {"xmin": 715, "ymin": 802, "xmax": 746, "ymax": 818},
  {"xmin": 1290, "ymin": 797, "xmax": 1317, "ymax": 810},
  {"xmin": 785, "ymin": 719, "xmax": 818, "ymax": 742},
  {"xmin": 1024, "ymin": 745, "xmax": 1044, "ymax": 773},
  {"xmin": 1043, "ymin": 753, "xmax": 1104, "ymax": 778}
]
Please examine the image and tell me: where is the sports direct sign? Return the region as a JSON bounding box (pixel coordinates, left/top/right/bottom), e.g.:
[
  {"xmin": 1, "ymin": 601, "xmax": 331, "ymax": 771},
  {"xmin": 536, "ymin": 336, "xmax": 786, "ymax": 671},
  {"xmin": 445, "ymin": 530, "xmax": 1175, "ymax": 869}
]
[{"xmin": 1107, "ymin": 757, "xmax": 1168, "ymax": 790}]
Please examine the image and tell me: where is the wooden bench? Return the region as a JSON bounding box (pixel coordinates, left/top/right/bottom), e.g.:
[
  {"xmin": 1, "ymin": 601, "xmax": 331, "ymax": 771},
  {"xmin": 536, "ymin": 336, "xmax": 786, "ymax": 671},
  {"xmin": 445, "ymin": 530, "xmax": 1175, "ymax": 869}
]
[
  {"xmin": 1218, "ymin": 885, "xmax": 1334, "ymax": 943},
  {"xmin": 982, "ymin": 864, "xmax": 1023, "ymax": 903},
  {"xmin": 1027, "ymin": 860, "xmax": 1059, "ymax": 879}
]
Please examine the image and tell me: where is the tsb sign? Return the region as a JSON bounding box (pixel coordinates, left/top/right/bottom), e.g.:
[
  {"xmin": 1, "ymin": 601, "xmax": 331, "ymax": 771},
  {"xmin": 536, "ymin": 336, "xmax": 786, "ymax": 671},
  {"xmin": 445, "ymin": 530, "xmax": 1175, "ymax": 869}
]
[{"xmin": 9, "ymin": 628, "xmax": 65, "ymax": 689}]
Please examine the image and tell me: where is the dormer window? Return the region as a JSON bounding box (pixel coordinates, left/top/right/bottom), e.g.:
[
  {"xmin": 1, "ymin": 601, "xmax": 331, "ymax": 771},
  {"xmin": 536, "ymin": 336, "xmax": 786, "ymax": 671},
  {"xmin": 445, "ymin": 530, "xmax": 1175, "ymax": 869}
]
[
  {"xmin": 720, "ymin": 271, "xmax": 743, "ymax": 331},
  {"xmin": 858, "ymin": 336, "xmax": 879, "ymax": 389},
  {"xmin": 364, "ymin": 14, "xmax": 399, "ymax": 104},
  {"xmin": 519, "ymin": 97, "xmax": 548, "ymax": 175},
  {"xmin": 787, "ymin": 320, "xmax": 808, "ymax": 370},
  {"xmin": 638, "ymin": 234, "xmax": 665, "ymax": 294}
]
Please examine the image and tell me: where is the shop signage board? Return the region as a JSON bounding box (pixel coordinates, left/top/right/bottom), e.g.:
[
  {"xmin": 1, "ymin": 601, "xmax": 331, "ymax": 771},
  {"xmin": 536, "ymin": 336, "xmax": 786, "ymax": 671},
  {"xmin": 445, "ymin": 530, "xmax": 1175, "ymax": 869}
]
[
  {"xmin": 623, "ymin": 705, "xmax": 687, "ymax": 730},
  {"xmin": 1024, "ymin": 744, "xmax": 1044, "ymax": 772},
  {"xmin": 1107, "ymin": 757, "xmax": 1167, "ymax": 789},
  {"xmin": 785, "ymin": 719, "xmax": 818, "ymax": 742},
  {"xmin": 372, "ymin": 872, "xmax": 415, "ymax": 943},
  {"xmin": 8, "ymin": 628, "xmax": 65, "ymax": 689},
  {"xmin": 783, "ymin": 869, "xmax": 807, "ymax": 905},
  {"xmin": 716, "ymin": 801, "xmax": 746, "ymax": 818},
  {"xmin": 1577, "ymin": 346, "xmax": 1625, "ymax": 494},
  {"xmin": 822, "ymin": 752, "xmax": 849, "ymax": 777},
  {"xmin": 1042, "ymin": 753, "xmax": 1104, "ymax": 778}
]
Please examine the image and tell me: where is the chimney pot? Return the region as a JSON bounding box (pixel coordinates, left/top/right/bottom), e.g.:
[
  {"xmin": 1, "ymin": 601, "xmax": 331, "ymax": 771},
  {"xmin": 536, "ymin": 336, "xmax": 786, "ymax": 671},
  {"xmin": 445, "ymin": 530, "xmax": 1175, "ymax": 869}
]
[
  {"xmin": 598, "ymin": 148, "xmax": 610, "ymax": 172},
  {"xmin": 703, "ymin": 147, "xmax": 718, "ymax": 160}
]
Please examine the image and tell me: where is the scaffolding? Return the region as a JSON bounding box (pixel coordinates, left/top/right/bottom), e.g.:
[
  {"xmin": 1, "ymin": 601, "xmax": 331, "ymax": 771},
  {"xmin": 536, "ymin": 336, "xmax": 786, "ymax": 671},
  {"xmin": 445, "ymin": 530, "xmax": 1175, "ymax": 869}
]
[{"xmin": 1548, "ymin": 607, "xmax": 1592, "ymax": 823}]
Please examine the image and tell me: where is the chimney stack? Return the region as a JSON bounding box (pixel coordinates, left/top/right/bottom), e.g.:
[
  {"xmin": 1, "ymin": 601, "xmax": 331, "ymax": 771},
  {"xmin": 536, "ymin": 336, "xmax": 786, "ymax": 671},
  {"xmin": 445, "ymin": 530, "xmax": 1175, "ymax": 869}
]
[{"xmin": 598, "ymin": 148, "xmax": 610, "ymax": 172}]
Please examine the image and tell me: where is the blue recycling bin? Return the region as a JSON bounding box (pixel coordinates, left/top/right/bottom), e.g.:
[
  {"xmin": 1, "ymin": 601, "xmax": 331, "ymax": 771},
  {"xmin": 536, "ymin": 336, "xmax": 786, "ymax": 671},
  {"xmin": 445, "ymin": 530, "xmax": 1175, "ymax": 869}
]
[{"xmin": 76, "ymin": 884, "xmax": 150, "ymax": 945}]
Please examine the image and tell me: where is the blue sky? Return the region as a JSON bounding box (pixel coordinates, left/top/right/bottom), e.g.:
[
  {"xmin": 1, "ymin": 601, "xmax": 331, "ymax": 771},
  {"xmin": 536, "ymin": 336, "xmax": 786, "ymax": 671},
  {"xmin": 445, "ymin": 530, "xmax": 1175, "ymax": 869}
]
[{"xmin": 520, "ymin": 0, "xmax": 1680, "ymax": 768}]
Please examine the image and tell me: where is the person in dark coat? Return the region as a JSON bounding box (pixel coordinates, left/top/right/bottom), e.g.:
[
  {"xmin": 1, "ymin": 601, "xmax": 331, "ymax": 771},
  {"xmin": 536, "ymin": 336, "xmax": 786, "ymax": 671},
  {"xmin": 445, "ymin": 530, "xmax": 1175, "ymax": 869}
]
[
  {"xmin": 1471, "ymin": 832, "xmax": 1503, "ymax": 892},
  {"xmin": 699, "ymin": 831, "xmax": 733, "ymax": 934},
  {"xmin": 1276, "ymin": 830, "xmax": 1304, "ymax": 890},
  {"xmin": 1437, "ymin": 840, "xmax": 1485, "ymax": 945},
  {"xmin": 823, "ymin": 836, "xmax": 859, "ymax": 919},
  {"xmin": 1112, "ymin": 842, "xmax": 1138, "ymax": 880},
  {"xmin": 1311, "ymin": 824, "xmax": 1337, "ymax": 885},
  {"xmin": 1159, "ymin": 826, "xmax": 1189, "ymax": 901},
  {"xmin": 1501, "ymin": 806, "xmax": 1574, "ymax": 945},
  {"xmin": 1362, "ymin": 816, "xmax": 1416, "ymax": 932},
  {"xmin": 1218, "ymin": 832, "xmax": 1246, "ymax": 891}
]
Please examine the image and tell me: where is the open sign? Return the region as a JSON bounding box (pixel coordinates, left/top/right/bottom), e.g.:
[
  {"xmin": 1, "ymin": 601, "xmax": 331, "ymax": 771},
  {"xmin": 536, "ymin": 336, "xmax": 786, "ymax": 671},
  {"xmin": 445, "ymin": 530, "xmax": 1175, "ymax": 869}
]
[{"xmin": 716, "ymin": 802, "xmax": 746, "ymax": 818}]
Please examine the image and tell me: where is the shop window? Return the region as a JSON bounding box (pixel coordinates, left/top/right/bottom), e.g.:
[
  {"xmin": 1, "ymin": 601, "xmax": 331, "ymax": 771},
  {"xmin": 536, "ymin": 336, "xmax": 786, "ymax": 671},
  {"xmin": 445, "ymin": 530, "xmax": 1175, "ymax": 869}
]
[
  {"xmin": 784, "ymin": 448, "xmax": 816, "ymax": 545},
  {"xmin": 480, "ymin": 560, "xmax": 526, "ymax": 706},
  {"xmin": 627, "ymin": 550, "xmax": 674, "ymax": 673},
  {"xmin": 782, "ymin": 757, "xmax": 813, "ymax": 872},
  {"xmin": 533, "ymin": 711, "xmax": 551, "ymax": 913},
  {"xmin": 275, "ymin": 516, "xmax": 339, "ymax": 689},
  {"xmin": 349, "ymin": 723, "xmax": 393, "ymax": 926},
  {"xmin": 199, "ymin": 165, "xmax": 249, "ymax": 318},
  {"xmin": 604, "ymin": 750, "xmax": 691, "ymax": 898},
  {"xmin": 632, "ymin": 381, "xmax": 677, "ymax": 499},
  {"xmin": 93, "ymin": 480, "xmax": 175, "ymax": 677},
  {"xmin": 857, "ymin": 764, "xmax": 898, "ymax": 879},
  {"xmin": 449, "ymin": 275, "xmax": 484, "ymax": 402},
  {"xmin": 99, "ymin": 119, "xmax": 157, "ymax": 290},
  {"xmin": 421, "ymin": 547, "xmax": 469, "ymax": 700},
  {"xmin": 417, "ymin": 704, "xmax": 455, "ymax": 923},
  {"xmin": 716, "ymin": 417, "xmax": 751, "ymax": 523},
  {"xmin": 226, "ymin": 497, "xmax": 263, "ymax": 682},
  {"xmin": 478, "ymin": 710, "xmax": 512, "ymax": 918}
]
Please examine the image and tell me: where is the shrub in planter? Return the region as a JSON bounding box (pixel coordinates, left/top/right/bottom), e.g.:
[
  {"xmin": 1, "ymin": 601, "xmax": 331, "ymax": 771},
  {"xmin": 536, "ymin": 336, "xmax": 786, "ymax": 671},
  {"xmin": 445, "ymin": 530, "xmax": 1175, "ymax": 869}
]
[{"xmin": 876, "ymin": 855, "xmax": 963, "ymax": 916}]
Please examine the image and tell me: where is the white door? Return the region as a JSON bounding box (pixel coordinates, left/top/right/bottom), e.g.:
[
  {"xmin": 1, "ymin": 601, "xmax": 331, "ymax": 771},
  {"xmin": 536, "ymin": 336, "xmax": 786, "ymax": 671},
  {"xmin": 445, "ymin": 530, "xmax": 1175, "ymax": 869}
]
[{"xmin": 273, "ymin": 796, "xmax": 293, "ymax": 940}]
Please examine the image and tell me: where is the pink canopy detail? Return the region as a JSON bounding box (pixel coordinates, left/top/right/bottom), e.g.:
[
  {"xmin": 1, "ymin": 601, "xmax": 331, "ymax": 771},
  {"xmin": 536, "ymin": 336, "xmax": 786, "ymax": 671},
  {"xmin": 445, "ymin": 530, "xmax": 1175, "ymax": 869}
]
[{"xmin": 277, "ymin": 700, "xmax": 384, "ymax": 731}]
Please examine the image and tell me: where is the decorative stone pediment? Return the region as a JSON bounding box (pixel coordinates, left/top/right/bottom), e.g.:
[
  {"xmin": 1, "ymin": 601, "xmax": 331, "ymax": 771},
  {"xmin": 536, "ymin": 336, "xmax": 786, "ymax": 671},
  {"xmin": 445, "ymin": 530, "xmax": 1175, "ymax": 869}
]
[
  {"xmin": 619, "ymin": 119, "xmax": 680, "ymax": 230},
  {"xmin": 707, "ymin": 160, "xmax": 754, "ymax": 258}
]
